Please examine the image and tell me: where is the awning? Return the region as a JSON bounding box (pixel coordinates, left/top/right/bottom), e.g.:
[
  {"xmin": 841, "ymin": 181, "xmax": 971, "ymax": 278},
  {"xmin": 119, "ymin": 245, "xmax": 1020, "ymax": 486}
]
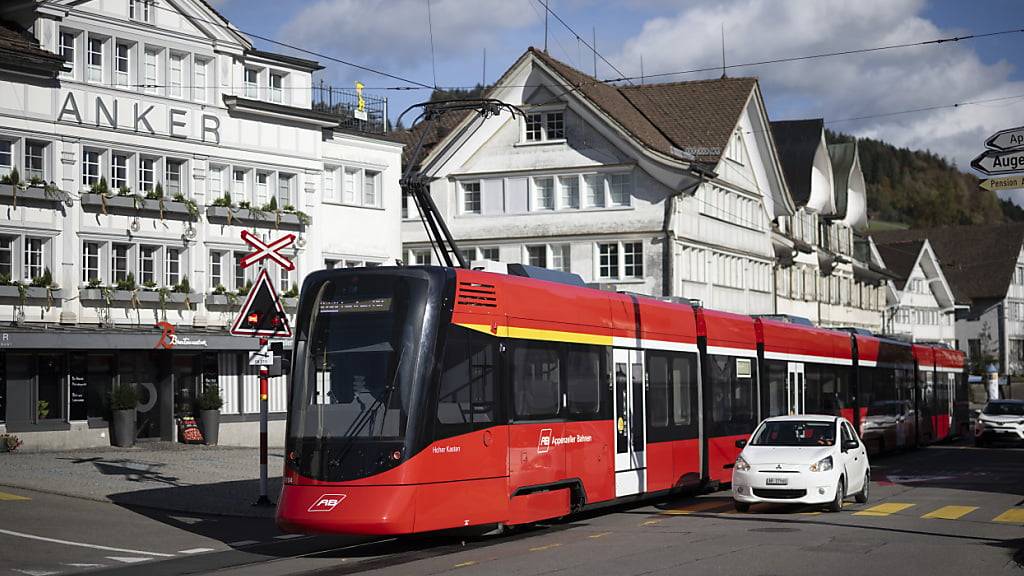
[{"xmin": 0, "ymin": 327, "xmax": 261, "ymax": 351}]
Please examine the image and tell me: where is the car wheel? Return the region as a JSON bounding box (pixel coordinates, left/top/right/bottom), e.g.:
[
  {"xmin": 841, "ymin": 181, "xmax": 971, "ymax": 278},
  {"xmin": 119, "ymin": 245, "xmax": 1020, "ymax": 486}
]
[
  {"xmin": 734, "ymin": 501, "xmax": 750, "ymax": 513},
  {"xmin": 828, "ymin": 477, "xmax": 845, "ymax": 513},
  {"xmin": 855, "ymin": 472, "xmax": 870, "ymax": 504}
]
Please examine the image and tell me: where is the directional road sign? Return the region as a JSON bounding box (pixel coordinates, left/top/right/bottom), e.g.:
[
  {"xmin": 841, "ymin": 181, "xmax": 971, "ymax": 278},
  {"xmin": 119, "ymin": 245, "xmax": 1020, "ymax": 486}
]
[
  {"xmin": 980, "ymin": 175, "xmax": 1024, "ymax": 192},
  {"xmin": 240, "ymin": 230, "xmax": 295, "ymax": 270},
  {"xmin": 971, "ymin": 149, "xmax": 1024, "ymax": 176},
  {"xmin": 230, "ymin": 268, "xmax": 292, "ymax": 338},
  {"xmin": 985, "ymin": 126, "xmax": 1024, "ymax": 152}
]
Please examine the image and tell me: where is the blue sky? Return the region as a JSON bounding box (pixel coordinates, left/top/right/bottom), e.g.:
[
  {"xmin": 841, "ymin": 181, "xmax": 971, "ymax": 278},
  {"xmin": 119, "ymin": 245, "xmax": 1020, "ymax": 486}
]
[{"xmin": 212, "ymin": 0, "xmax": 1024, "ymax": 192}]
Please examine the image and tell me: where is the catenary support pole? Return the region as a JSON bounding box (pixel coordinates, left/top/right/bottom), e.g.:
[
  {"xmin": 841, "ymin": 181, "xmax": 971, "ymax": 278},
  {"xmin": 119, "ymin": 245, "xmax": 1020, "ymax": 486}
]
[{"xmin": 254, "ymin": 335, "xmax": 273, "ymax": 507}]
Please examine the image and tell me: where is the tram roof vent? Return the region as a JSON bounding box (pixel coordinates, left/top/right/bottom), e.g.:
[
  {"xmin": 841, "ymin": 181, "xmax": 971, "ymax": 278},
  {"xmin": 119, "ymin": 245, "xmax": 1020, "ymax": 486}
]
[
  {"xmin": 506, "ymin": 264, "xmax": 586, "ymax": 287},
  {"xmin": 754, "ymin": 314, "xmax": 815, "ymax": 327},
  {"xmin": 456, "ymin": 280, "xmax": 498, "ymax": 309}
]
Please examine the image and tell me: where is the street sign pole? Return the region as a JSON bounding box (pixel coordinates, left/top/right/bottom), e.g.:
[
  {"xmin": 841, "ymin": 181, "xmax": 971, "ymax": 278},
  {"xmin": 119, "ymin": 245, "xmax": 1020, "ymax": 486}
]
[{"xmin": 254, "ymin": 334, "xmax": 272, "ymax": 507}]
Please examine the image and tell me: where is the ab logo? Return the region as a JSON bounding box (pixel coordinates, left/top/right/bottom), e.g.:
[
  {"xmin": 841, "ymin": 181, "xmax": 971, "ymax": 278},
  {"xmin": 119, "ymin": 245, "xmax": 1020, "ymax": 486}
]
[
  {"xmin": 308, "ymin": 493, "xmax": 347, "ymax": 512},
  {"xmin": 537, "ymin": 428, "xmax": 553, "ymax": 453}
]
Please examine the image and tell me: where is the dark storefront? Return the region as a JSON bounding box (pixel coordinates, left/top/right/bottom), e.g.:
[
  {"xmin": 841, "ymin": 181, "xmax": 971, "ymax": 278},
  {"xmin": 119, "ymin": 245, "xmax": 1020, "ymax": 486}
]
[{"xmin": 0, "ymin": 329, "xmax": 258, "ymax": 441}]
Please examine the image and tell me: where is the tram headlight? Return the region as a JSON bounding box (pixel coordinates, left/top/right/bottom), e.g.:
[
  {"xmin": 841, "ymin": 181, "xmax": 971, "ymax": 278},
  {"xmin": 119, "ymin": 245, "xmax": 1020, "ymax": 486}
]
[
  {"xmin": 809, "ymin": 456, "xmax": 833, "ymax": 472},
  {"xmin": 734, "ymin": 456, "xmax": 750, "ymax": 472}
]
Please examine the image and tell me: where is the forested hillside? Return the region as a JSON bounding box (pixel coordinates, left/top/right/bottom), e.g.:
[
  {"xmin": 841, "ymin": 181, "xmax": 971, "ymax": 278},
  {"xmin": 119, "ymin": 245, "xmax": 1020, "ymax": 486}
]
[{"xmin": 827, "ymin": 131, "xmax": 1021, "ymax": 227}]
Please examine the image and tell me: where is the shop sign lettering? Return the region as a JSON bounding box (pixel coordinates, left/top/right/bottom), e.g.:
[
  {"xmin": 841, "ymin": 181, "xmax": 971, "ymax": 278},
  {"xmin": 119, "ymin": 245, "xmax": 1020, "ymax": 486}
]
[{"xmin": 57, "ymin": 91, "xmax": 221, "ymax": 144}]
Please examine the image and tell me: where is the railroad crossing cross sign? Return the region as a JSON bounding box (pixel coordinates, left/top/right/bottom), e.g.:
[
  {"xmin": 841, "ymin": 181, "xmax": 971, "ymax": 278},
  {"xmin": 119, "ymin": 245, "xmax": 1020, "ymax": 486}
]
[
  {"xmin": 240, "ymin": 229, "xmax": 295, "ymax": 271},
  {"xmin": 230, "ymin": 268, "xmax": 292, "ymax": 338}
]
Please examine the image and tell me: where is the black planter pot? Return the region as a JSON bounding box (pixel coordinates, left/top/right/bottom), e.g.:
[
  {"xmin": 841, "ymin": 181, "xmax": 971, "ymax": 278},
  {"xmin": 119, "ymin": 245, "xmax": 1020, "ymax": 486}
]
[
  {"xmin": 111, "ymin": 409, "xmax": 136, "ymax": 447},
  {"xmin": 200, "ymin": 409, "xmax": 220, "ymax": 446}
]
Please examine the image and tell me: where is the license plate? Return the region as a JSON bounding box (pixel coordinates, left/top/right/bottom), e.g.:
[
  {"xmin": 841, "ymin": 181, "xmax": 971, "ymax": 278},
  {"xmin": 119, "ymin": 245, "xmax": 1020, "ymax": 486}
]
[{"xmin": 766, "ymin": 477, "xmax": 789, "ymax": 486}]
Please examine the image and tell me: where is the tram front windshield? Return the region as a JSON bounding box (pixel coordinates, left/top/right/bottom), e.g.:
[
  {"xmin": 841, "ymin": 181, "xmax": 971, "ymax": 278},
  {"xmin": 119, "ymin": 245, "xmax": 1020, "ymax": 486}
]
[{"xmin": 290, "ymin": 272, "xmax": 431, "ymax": 481}]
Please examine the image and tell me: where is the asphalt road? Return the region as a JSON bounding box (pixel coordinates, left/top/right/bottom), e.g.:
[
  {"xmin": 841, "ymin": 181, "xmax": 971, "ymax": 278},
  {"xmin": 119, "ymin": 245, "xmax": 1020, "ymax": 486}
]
[{"xmin": 2, "ymin": 441, "xmax": 1022, "ymax": 576}]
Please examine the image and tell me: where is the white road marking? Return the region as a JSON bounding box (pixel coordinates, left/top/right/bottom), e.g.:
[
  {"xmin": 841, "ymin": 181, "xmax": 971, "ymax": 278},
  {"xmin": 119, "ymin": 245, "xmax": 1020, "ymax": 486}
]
[
  {"xmin": 13, "ymin": 570, "xmax": 60, "ymax": 576},
  {"xmin": 0, "ymin": 528, "xmax": 174, "ymax": 557},
  {"xmin": 106, "ymin": 556, "xmax": 153, "ymax": 563},
  {"xmin": 273, "ymin": 534, "xmax": 303, "ymax": 540},
  {"xmin": 63, "ymin": 564, "xmax": 106, "ymax": 568},
  {"xmin": 228, "ymin": 540, "xmax": 259, "ymax": 547},
  {"xmin": 178, "ymin": 548, "xmax": 215, "ymax": 554},
  {"xmin": 168, "ymin": 516, "xmax": 204, "ymax": 525}
]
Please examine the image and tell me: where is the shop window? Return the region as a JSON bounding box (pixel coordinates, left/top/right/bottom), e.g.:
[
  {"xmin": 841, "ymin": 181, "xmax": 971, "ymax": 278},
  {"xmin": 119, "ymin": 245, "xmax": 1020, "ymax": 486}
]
[
  {"xmin": 435, "ymin": 326, "xmax": 497, "ymax": 437},
  {"xmin": 37, "ymin": 354, "xmax": 65, "ymax": 421},
  {"xmin": 511, "ymin": 342, "xmax": 560, "ymax": 420}
]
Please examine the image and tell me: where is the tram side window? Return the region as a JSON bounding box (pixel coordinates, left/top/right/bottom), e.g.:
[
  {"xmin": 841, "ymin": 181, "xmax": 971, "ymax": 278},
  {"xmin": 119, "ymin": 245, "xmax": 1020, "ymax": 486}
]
[
  {"xmin": 436, "ymin": 327, "xmax": 497, "ymax": 436},
  {"xmin": 512, "ymin": 342, "xmax": 561, "ymax": 420},
  {"xmin": 805, "ymin": 364, "xmax": 845, "ymax": 416},
  {"xmin": 647, "ymin": 354, "xmax": 671, "ymax": 428},
  {"xmin": 763, "ymin": 360, "xmax": 788, "ymax": 417},
  {"xmin": 647, "ymin": 351, "xmax": 697, "ymax": 435},
  {"xmin": 709, "ymin": 354, "xmax": 756, "ymax": 425},
  {"xmin": 566, "ymin": 344, "xmax": 604, "ymax": 418}
]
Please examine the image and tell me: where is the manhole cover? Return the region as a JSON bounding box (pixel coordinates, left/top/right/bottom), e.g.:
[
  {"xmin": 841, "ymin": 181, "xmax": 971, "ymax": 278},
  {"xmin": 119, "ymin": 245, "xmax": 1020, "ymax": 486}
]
[{"xmin": 749, "ymin": 527, "xmax": 801, "ymax": 533}]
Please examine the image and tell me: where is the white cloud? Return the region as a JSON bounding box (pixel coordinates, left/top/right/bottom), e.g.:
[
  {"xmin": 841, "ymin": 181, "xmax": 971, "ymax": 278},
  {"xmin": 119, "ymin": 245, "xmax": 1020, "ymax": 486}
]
[{"xmin": 613, "ymin": 0, "xmax": 1024, "ymax": 173}]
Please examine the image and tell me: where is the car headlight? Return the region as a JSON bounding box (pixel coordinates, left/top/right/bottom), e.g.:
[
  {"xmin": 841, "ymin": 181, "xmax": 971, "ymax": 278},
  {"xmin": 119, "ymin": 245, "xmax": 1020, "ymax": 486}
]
[
  {"xmin": 809, "ymin": 456, "xmax": 833, "ymax": 472},
  {"xmin": 734, "ymin": 456, "xmax": 750, "ymax": 472}
]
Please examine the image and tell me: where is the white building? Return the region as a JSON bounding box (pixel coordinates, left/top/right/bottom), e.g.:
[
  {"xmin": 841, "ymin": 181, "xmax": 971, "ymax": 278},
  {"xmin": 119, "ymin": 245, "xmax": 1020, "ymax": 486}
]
[
  {"xmin": 769, "ymin": 120, "xmax": 886, "ymax": 331},
  {"xmin": 874, "ymin": 239, "xmax": 957, "ymax": 346},
  {"xmin": 402, "ymin": 48, "xmax": 790, "ymax": 315},
  {"xmin": 0, "ymin": 0, "xmax": 402, "ymax": 450}
]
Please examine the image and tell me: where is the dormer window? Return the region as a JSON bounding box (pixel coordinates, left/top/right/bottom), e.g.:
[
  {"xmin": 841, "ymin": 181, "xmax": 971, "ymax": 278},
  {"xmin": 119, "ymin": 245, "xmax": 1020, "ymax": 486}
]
[
  {"xmin": 244, "ymin": 68, "xmax": 259, "ymax": 99},
  {"xmin": 130, "ymin": 0, "xmax": 154, "ymax": 24},
  {"xmin": 269, "ymin": 72, "xmax": 284, "ymax": 103},
  {"xmin": 523, "ymin": 111, "xmax": 565, "ymax": 143},
  {"xmin": 726, "ymin": 129, "xmax": 746, "ymax": 165}
]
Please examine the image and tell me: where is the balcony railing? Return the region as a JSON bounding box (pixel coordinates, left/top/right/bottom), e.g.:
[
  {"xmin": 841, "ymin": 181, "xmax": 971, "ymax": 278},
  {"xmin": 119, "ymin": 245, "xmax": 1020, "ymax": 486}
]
[{"xmin": 312, "ymin": 82, "xmax": 388, "ymax": 135}]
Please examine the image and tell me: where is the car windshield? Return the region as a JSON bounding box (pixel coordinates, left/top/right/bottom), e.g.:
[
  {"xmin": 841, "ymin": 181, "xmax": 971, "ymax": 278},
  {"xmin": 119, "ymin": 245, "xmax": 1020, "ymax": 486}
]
[
  {"xmin": 983, "ymin": 402, "xmax": 1024, "ymax": 416},
  {"xmin": 750, "ymin": 420, "xmax": 836, "ymax": 447}
]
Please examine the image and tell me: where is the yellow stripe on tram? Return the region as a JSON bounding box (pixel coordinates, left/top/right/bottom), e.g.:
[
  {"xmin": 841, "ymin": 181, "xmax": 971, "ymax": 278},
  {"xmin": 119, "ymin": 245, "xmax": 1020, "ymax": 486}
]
[
  {"xmin": 853, "ymin": 503, "xmax": 916, "ymax": 517},
  {"xmin": 0, "ymin": 492, "xmax": 30, "ymax": 501},
  {"xmin": 992, "ymin": 509, "xmax": 1024, "ymax": 524},
  {"xmin": 922, "ymin": 506, "xmax": 977, "ymax": 520},
  {"xmin": 457, "ymin": 323, "xmax": 614, "ymax": 346}
]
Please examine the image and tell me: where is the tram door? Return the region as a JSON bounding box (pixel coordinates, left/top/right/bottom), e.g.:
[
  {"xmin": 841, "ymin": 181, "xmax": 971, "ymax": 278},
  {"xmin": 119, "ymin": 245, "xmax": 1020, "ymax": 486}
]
[
  {"xmin": 787, "ymin": 362, "xmax": 805, "ymax": 415},
  {"xmin": 613, "ymin": 349, "xmax": 646, "ymax": 497}
]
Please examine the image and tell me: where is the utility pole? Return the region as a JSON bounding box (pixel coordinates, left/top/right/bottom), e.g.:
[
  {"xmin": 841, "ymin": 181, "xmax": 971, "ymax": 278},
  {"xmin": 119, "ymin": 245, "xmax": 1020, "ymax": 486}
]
[
  {"xmin": 543, "ymin": 0, "xmax": 548, "ymax": 54},
  {"xmin": 721, "ymin": 23, "xmax": 727, "ymax": 79},
  {"xmin": 592, "ymin": 26, "xmax": 597, "ymax": 77}
]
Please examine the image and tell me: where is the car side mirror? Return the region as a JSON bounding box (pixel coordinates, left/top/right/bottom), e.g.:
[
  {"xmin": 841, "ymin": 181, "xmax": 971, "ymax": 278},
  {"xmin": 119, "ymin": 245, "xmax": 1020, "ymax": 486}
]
[
  {"xmin": 842, "ymin": 439, "xmax": 859, "ymax": 452},
  {"xmin": 735, "ymin": 439, "xmax": 747, "ymax": 449}
]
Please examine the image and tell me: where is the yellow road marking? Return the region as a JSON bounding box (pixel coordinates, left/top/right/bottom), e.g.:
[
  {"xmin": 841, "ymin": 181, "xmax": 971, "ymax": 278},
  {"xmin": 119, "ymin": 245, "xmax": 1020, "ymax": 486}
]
[
  {"xmin": 853, "ymin": 503, "xmax": 915, "ymax": 517},
  {"xmin": 992, "ymin": 509, "xmax": 1024, "ymax": 524},
  {"xmin": 922, "ymin": 506, "xmax": 978, "ymax": 520},
  {"xmin": 798, "ymin": 511, "xmax": 822, "ymax": 516},
  {"xmin": 0, "ymin": 492, "xmax": 30, "ymax": 501},
  {"xmin": 454, "ymin": 561, "xmax": 477, "ymax": 568},
  {"xmin": 641, "ymin": 519, "xmax": 661, "ymax": 526},
  {"xmin": 662, "ymin": 500, "xmax": 731, "ymax": 515},
  {"xmin": 529, "ymin": 543, "xmax": 562, "ymax": 552},
  {"xmin": 589, "ymin": 532, "xmax": 612, "ymax": 539}
]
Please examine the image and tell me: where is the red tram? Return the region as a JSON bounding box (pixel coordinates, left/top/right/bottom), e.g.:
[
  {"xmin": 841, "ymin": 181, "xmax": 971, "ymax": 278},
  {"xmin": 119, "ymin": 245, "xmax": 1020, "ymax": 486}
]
[{"xmin": 277, "ymin": 266, "xmax": 966, "ymax": 535}]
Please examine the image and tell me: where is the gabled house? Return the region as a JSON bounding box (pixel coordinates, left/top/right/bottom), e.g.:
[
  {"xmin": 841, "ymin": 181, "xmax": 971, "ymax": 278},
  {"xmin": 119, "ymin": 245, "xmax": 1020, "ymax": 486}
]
[
  {"xmin": 873, "ymin": 238, "xmax": 958, "ymax": 346},
  {"xmin": 401, "ymin": 48, "xmax": 791, "ymax": 315},
  {"xmin": 874, "ymin": 224, "xmax": 1024, "ymax": 375},
  {"xmin": 769, "ymin": 120, "xmax": 885, "ymax": 330}
]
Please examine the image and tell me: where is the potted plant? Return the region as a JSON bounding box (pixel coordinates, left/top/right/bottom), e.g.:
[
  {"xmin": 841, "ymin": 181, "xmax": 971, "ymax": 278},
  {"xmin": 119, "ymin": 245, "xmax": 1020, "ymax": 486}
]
[
  {"xmin": 0, "ymin": 433, "xmax": 22, "ymax": 453},
  {"xmin": 110, "ymin": 382, "xmax": 139, "ymax": 447},
  {"xmin": 196, "ymin": 385, "xmax": 224, "ymax": 446}
]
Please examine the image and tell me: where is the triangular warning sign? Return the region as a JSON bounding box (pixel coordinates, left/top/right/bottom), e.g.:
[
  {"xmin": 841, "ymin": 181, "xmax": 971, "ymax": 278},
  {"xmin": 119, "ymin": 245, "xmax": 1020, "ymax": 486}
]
[{"xmin": 230, "ymin": 268, "xmax": 292, "ymax": 338}]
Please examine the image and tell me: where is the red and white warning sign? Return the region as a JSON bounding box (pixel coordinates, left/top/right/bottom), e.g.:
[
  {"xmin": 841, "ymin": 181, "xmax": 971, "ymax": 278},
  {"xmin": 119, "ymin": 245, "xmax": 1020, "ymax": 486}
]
[{"xmin": 230, "ymin": 268, "xmax": 292, "ymax": 338}]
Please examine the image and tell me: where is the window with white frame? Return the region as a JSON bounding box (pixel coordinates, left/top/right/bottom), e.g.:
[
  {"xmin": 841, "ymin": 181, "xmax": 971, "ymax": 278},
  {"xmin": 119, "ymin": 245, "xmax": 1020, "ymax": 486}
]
[
  {"xmin": 232, "ymin": 169, "xmax": 247, "ymax": 202},
  {"xmin": 82, "ymin": 242, "xmax": 101, "ymax": 283},
  {"xmin": 461, "ymin": 181, "xmax": 481, "ymax": 214},
  {"xmin": 608, "ymin": 173, "xmax": 632, "ymax": 207},
  {"xmin": 138, "ymin": 156, "xmax": 156, "ymax": 192},
  {"xmin": 208, "ymin": 165, "xmax": 223, "ymax": 199},
  {"xmin": 166, "ymin": 159, "xmax": 185, "ymax": 196},
  {"xmin": 25, "ymin": 141, "xmax": 46, "ymax": 181},
  {"xmin": 24, "ymin": 238, "xmax": 44, "ymax": 281},
  {"xmin": 550, "ymin": 244, "xmax": 570, "ymax": 272},
  {"xmin": 277, "ymin": 174, "xmax": 293, "ymax": 207},
  {"xmin": 168, "ymin": 53, "xmax": 185, "ymax": 98},
  {"xmin": 598, "ymin": 241, "xmax": 642, "ymax": 280},
  {"xmin": 0, "ymin": 236, "xmax": 12, "ymax": 279},
  {"xmin": 209, "ymin": 250, "xmax": 223, "ymax": 288},
  {"xmin": 256, "ymin": 171, "xmax": 270, "ymax": 205},
  {"xmin": 342, "ymin": 167, "xmax": 358, "ymax": 204},
  {"xmin": 480, "ymin": 247, "xmax": 499, "ymax": 261},
  {"xmin": 523, "ymin": 111, "xmax": 565, "ymax": 142},
  {"xmin": 323, "ymin": 167, "xmax": 338, "ymax": 203},
  {"xmin": 129, "ymin": 0, "xmax": 154, "ymax": 23},
  {"xmin": 193, "ymin": 57, "xmax": 208, "ymax": 102},
  {"xmin": 0, "ymin": 140, "xmax": 10, "ymax": 178},
  {"xmin": 82, "ymin": 149, "xmax": 101, "ymax": 187},
  {"xmin": 114, "ymin": 42, "xmax": 130, "ymax": 86},
  {"xmin": 59, "ymin": 31, "xmax": 76, "ymax": 78},
  {"xmin": 532, "ymin": 176, "xmax": 554, "ymax": 210},
  {"xmin": 726, "ymin": 129, "xmax": 746, "ymax": 165},
  {"xmin": 584, "ymin": 174, "xmax": 604, "ymax": 208},
  {"xmin": 165, "ymin": 248, "xmax": 181, "ymax": 286},
  {"xmin": 87, "ymin": 36, "xmax": 103, "ymax": 83},
  {"xmin": 138, "ymin": 246, "xmax": 158, "ymax": 285},
  {"xmin": 622, "ymin": 241, "xmax": 642, "ymax": 278},
  {"xmin": 324, "ymin": 258, "xmax": 339, "ymax": 269},
  {"xmin": 244, "ymin": 68, "xmax": 259, "ymax": 99},
  {"xmin": 363, "ymin": 170, "xmax": 379, "ymax": 206},
  {"xmin": 526, "ymin": 245, "xmax": 546, "ymax": 268},
  {"xmin": 233, "ymin": 251, "xmax": 247, "ymax": 290},
  {"xmin": 558, "ymin": 175, "xmax": 579, "ymax": 209},
  {"xmin": 278, "ymin": 267, "xmax": 290, "ymax": 292},
  {"xmin": 144, "ymin": 48, "xmax": 159, "ymax": 93},
  {"xmin": 111, "ymin": 243, "xmax": 130, "ymax": 283},
  {"xmin": 598, "ymin": 243, "xmax": 618, "ymax": 279},
  {"xmin": 269, "ymin": 72, "xmax": 284, "ymax": 103},
  {"xmin": 411, "ymin": 249, "xmax": 431, "ymax": 265}
]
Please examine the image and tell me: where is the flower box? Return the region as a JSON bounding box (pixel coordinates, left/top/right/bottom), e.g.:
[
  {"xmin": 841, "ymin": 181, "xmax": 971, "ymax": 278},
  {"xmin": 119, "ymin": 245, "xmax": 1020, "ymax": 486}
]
[
  {"xmin": 0, "ymin": 183, "xmax": 70, "ymax": 209},
  {"xmin": 0, "ymin": 285, "xmax": 63, "ymax": 301},
  {"xmin": 282, "ymin": 297, "xmax": 299, "ymax": 310},
  {"xmin": 205, "ymin": 206, "xmax": 306, "ymax": 229},
  {"xmin": 80, "ymin": 193, "xmax": 196, "ymax": 221},
  {"xmin": 205, "ymin": 294, "xmax": 240, "ymax": 308},
  {"xmin": 80, "ymin": 288, "xmax": 193, "ymax": 307}
]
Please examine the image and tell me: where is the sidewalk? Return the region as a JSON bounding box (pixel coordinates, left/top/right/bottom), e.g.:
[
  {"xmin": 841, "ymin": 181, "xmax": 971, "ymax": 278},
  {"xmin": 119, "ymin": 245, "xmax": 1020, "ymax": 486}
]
[{"xmin": 0, "ymin": 442, "xmax": 282, "ymax": 518}]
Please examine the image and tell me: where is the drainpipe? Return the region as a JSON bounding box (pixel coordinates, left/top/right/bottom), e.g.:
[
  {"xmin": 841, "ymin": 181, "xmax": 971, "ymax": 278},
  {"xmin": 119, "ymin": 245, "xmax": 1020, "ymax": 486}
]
[{"xmin": 664, "ymin": 166, "xmax": 716, "ymax": 298}]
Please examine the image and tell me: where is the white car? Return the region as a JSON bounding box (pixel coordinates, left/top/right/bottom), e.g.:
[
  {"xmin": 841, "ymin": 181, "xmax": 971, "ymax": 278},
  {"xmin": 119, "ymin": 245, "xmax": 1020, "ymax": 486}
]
[
  {"xmin": 732, "ymin": 415, "xmax": 870, "ymax": 512},
  {"xmin": 974, "ymin": 400, "xmax": 1024, "ymax": 446}
]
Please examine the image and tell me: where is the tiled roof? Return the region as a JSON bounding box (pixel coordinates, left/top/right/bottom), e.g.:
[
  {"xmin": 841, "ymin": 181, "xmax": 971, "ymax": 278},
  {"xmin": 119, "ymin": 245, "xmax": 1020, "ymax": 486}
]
[
  {"xmin": 0, "ymin": 20, "xmax": 65, "ymax": 76},
  {"xmin": 873, "ymin": 223, "xmax": 1024, "ymax": 303},
  {"xmin": 874, "ymin": 239, "xmax": 923, "ymax": 291},
  {"xmin": 770, "ymin": 119, "xmax": 824, "ymax": 206}
]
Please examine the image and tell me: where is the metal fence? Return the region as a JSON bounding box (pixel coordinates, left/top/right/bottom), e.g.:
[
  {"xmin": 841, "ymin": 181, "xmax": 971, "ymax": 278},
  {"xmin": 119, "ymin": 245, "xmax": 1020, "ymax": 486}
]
[{"xmin": 312, "ymin": 81, "xmax": 388, "ymax": 135}]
